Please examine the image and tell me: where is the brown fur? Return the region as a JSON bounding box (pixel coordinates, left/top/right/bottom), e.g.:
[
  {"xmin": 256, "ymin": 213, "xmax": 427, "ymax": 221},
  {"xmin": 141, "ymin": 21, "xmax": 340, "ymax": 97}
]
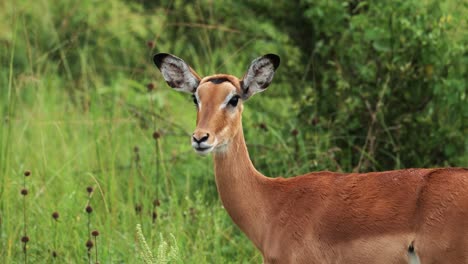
[
  {"xmin": 200, "ymin": 77, "xmax": 468, "ymax": 263},
  {"xmin": 156, "ymin": 57, "xmax": 468, "ymax": 263},
  {"xmin": 213, "ymin": 121, "xmax": 468, "ymax": 263}
]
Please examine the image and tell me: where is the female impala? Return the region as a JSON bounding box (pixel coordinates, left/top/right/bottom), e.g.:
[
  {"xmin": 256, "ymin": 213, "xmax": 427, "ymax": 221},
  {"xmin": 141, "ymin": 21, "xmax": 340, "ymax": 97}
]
[{"xmin": 153, "ymin": 53, "xmax": 468, "ymax": 264}]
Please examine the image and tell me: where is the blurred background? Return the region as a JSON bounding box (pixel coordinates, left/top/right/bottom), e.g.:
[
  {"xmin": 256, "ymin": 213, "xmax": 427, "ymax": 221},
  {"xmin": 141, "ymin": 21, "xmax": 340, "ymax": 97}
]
[{"xmin": 1, "ymin": 0, "xmax": 466, "ymax": 263}]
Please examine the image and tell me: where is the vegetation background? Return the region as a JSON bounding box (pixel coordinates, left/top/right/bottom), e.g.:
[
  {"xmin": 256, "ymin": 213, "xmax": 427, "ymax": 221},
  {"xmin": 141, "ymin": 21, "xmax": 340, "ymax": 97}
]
[{"xmin": 1, "ymin": 0, "xmax": 466, "ymax": 263}]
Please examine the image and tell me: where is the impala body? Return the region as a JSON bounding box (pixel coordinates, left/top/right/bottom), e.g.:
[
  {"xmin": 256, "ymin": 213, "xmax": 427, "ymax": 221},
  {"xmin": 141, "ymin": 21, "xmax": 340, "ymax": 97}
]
[{"xmin": 153, "ymin": 53, "xmax": 468, "ymax": 263}]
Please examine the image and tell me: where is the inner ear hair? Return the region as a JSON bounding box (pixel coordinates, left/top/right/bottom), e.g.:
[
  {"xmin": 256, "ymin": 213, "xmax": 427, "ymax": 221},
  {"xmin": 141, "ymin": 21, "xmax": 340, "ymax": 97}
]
[
  {"xmin": 153, "ymin": 53, "xmax": 201, "ymax": 93},
  {"xmin": 241, "ymin": 54, "xmax": 280, "ymax": 99}
]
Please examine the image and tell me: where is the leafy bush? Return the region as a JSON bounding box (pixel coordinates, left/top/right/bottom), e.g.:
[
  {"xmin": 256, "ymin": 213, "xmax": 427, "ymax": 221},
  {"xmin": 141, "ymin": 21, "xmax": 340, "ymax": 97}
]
[{"xmin": 247, "ymin": 0, "xmax": 467, "ymax": 171}]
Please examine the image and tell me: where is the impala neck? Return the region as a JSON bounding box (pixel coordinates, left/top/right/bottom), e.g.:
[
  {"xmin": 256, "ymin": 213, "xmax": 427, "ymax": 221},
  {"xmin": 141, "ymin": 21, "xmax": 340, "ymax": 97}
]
[{"xmin": 213, "ymin": 124, "xmax": 271, "ymax": 249}]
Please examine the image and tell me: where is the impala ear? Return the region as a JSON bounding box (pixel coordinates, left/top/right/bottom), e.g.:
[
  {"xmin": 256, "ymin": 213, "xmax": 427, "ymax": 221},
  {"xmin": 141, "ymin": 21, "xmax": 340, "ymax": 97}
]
[
  {"xmin": 153, "ymin": 53, "xmax": 201, "ymax": 94},
  {"xmin": 241, "ymin": 54, "xmax": 280, "ymax": 100}
]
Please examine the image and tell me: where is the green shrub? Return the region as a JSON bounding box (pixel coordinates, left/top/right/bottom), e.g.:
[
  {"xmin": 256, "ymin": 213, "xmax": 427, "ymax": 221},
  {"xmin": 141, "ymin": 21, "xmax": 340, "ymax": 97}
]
[{"xmin": 248, "ymin": 0, "xmax": 467, "ymax": 171}]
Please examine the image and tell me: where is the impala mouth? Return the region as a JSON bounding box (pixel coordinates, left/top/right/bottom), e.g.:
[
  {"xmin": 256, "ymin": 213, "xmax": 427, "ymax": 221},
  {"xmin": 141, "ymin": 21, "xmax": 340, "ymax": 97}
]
[
  {"xmin": 191, "ymin": 141, "xmax": 215, "ymax": 155},
  {"xmin": 194, "ymin": 145, "xmax": 214, "ymax": 155}
]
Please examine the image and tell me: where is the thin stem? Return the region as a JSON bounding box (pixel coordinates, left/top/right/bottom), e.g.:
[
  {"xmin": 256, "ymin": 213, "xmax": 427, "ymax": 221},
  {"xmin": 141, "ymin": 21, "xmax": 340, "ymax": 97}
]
[
  {"xmin": 23, "ymin": 176, "xmax": 27, "ymax": 264},
  {"xmin": 87, "ymin": 195, "xmax": 91, "ymax": 264},
  {"xmin": 23, "ymin": 244, "xmax": 27, "ymax": 264},
  {"xmin": 150, "ymin": 90, "xmax": 159, "ymax": 202},
  {"xmin": 155, "ymin": 138, "xmax": 159, "ymax": 201},
  {"xmin": 150, "ymin": 88, "xmax": 163, "ymax": 229},
  {"xmin": 94, "ymin": 236, "xmax": 98, "ymax": 264},
  {"xmin": 87, "ymin": 213, "xmax": 90, "ymax": 240},
  {"xmin": 54, "ymin": 221, "xmax": 57, "ymax": 261},
  {"xmin": 294, "ymin": 135, "xmax": 299, "ymax": 162},
  {"xmin": 139, "ymin": 210, "xmax": 143, "ymax": 227},
  {"xmin": 23, "ymin": 177, "xmax": 26, "ymax": 234}
]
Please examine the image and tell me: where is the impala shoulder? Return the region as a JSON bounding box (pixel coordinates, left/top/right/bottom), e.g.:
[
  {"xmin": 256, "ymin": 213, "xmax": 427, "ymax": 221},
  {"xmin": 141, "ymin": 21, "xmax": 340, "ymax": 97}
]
[{"xmin": 421, "ymin": 167, "xmax": 468, "ymax": 181}]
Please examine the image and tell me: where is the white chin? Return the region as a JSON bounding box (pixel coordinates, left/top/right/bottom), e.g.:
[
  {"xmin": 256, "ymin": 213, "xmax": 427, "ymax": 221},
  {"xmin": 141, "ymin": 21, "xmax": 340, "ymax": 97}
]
[{"xmin": 194, "ymin": 147, "xmax": 214, "ymax": 155}]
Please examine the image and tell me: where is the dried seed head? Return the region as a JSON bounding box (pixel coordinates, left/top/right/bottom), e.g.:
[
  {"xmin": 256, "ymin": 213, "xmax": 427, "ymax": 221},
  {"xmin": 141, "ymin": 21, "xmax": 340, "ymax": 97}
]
[
  {"xmin": 152, "ymin": 211, "xmax": 158, "ymax": 221},
  {"xmin": 52, "ymin": 212, "xmax": 59, "ymax": 220},
  {"xmin": 259, "ymin": 123, "xmax": 268, "ymax": 131},
  {"xmin": 21, "ymin": 236, "xmax": 30, "ymax": 243},
  {"xmin": 91, "ymin": 230, "xmax": 99, "ymax": 237},
  {"xmin": 291, "ymin": 129, "xmax": 299, "ymax": 137},
  {"xmin": 147, "ymin": 40, "xmax": 155, "ymax": 48},
  {"xmin": 86, "ymin": 186, "xmax": 93, "ymax": 194},
  {"xmin": 86, "ymin": 239, "xmax": 93, "ymax": 249},
  {"xmin": 153, "ymin": 199, "xmax": 160, "ymax": 207},
  {"xmin": 312, "ymin": 116, "xmax": 320, "ymax": 126},
  {"xmin": 147, "ymin": 83, "xmax": 155, "ymax": 92},
  {"xmin": 152, "ymin": 131, "xmax": 161, "ymax": 140},
  {"xmin": 135, "ymin": 204, "xmax": 142, "ymax": 214},
  {"xmin": 133, "ymin": 146, "xmax": 139, "ymax": 153},
  {"xmin": 189, "ymin": 207, "xmax": 197, "ymax": 216},
  {"xmin": 20, "ymin": 189, "xmax": 28, "ymax": 196},
  {"xmin": 52, "ymin": 251, "xmax": 57, "ymax": 258},
  {"xmin": 85, "ymin": 205, "xmax": 93, "ymax": 213},
  {"xmin": 24, "ymin": 171, "xmax": 31, "ymax": 177}
]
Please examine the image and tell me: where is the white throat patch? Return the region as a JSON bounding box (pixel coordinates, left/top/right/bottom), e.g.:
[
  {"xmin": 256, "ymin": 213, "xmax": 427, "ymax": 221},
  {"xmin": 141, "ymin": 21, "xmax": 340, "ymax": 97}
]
[{"xmin": 194, "ymin": 90, "xmax": 202, "ymax": 111}]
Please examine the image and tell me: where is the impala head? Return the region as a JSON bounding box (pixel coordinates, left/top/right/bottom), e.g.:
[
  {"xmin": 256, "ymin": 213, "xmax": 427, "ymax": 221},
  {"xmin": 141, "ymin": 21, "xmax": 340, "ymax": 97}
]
[{"xmin": 153, "ymin": 53, "xmax": 280, "ymax": 155}]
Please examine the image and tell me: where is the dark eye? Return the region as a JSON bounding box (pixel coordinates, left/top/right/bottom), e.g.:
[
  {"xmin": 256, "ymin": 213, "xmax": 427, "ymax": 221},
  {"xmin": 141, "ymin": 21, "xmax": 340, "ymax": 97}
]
[
  {"xmin": 228, "ymin": 95, "xmax": 240, "ymax": 107},
  {"xmin": 192, "ymin": 95, "xmax": 198, "ymax": 106}
]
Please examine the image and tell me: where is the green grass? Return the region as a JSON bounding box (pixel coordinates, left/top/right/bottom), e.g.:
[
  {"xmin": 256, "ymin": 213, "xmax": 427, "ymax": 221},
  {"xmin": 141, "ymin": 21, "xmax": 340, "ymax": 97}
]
[
  {"xmin": 0, "ymin": 1, "xmax": 303, "ymax": 262},
  {"xmin": 0, "ymin": 65, "xmax": 264, "ymax": 262},
  {"xmin": 0, "ymin": 1, "xmax": 264, "ymax": 263},
  {"xmin": 0, "ymin": 53, "xmax": 270, "ymax": 262}
]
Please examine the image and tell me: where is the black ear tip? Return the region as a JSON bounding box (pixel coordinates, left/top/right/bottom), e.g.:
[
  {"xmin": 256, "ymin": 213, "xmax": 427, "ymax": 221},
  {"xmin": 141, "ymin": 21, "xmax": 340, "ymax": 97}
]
[
  {"xmin": 264, "ymin": 54, "xmax": 280, "ymax": 70},
  {"xmin": 153, "ymin": 53, "xmax": 170, "ymax": 68}
]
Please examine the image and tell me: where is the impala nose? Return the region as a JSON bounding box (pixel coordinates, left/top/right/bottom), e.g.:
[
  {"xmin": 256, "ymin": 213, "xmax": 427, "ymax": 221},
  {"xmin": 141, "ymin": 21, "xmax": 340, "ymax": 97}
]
[
  {"xmin": 192, "ymin": 132, "xmax": 209, "ymax": 144},
  {"xmin": 192, "ymin": 131, "xmax": 213, "ymax": 154}
]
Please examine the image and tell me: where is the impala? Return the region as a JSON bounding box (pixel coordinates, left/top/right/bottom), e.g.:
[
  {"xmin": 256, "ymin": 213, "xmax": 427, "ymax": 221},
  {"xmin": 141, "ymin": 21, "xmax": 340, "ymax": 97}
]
[{"xmin": 153, "ymin": 53, "xmax": 468, "ymax": 264}]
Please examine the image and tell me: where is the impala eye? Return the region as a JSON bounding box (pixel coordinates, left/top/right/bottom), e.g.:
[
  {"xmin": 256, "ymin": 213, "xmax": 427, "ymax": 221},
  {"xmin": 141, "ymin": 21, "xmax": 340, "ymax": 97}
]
[
  {"xmin": 228, "ymin": 95, "xmax": 240, "ymax": 107},
  {"xmin": 192, "ymin": 95, "xmax": 198, "ymax": 106}
]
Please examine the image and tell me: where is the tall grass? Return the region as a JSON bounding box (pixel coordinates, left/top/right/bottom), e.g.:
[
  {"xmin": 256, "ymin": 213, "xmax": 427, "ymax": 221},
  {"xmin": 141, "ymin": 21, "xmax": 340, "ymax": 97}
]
[{"xmin": 0, "ymin": 0, "xmax": 304, "ymax": 262}]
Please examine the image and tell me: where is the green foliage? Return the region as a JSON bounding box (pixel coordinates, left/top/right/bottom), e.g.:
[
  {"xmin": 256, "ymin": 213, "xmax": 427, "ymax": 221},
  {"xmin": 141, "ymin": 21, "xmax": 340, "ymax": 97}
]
[
  {"xmin": 0, "ymin": 0, "xmax": 466, "ymax": 263},
  {"xmin": 250, "ymin": 0, "xmax": 467, "ymax": 171}
]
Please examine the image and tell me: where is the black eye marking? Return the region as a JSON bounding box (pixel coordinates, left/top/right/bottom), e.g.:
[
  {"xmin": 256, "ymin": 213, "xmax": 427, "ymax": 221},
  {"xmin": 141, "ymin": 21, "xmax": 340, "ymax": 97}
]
[
  {"xmin": 208, "ymin": 77, "xmax": 230, "ymax": 84},
  {"xmin": 228, "ymin": 95, "xmax": 240, "ymax": 107},
  {"xmin": 192, "ymin": 95, "xmax": 198, "ymax": 106}
]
